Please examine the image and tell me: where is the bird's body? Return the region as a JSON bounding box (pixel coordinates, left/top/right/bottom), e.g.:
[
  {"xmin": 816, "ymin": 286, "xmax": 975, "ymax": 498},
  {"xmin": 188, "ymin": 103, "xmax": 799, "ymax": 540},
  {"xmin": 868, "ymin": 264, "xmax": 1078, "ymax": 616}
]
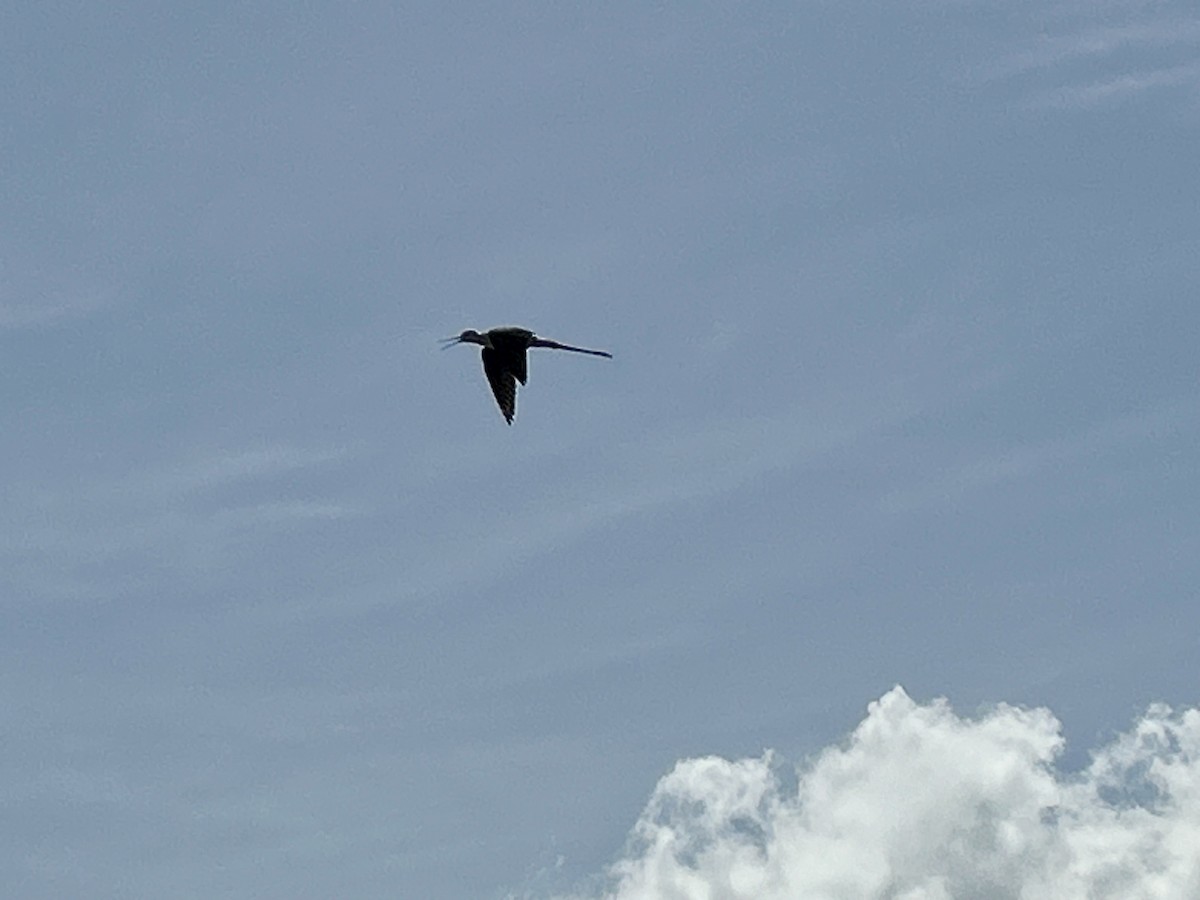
[{"xmin": 442, "ymin": 326, "xmax": 612, "ymax": 424}]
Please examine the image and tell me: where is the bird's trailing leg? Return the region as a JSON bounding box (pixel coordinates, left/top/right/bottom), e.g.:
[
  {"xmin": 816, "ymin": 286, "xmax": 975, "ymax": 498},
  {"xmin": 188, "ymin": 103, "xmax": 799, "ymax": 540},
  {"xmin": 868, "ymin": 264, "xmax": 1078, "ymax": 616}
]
[{"xmin": 528, "ymin": 337, "xmax": 613, "ymax": 358}]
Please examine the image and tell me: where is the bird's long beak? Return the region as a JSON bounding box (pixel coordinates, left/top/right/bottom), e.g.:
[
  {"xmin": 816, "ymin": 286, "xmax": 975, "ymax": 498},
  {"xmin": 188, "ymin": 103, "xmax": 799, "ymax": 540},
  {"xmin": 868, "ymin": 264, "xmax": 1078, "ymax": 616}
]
[{"xmin": 439, "ymin": 336, "xmax": 461, "ymax": 349}]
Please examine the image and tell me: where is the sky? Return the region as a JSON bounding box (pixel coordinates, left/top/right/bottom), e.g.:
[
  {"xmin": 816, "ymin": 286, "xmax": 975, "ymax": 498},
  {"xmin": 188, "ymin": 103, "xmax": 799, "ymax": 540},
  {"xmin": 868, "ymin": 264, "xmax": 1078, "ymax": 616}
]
[{"xmin": 1, "ymin": 1, "xmax": 1198, "ymax": 897}]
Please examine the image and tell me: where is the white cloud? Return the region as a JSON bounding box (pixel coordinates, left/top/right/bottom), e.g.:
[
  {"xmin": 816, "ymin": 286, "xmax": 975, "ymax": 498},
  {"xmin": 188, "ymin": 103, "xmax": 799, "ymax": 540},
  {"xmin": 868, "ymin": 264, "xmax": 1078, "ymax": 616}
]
[{"xmin": 532, "ymin": 688, "xmax": 1200, "ymax": 900}]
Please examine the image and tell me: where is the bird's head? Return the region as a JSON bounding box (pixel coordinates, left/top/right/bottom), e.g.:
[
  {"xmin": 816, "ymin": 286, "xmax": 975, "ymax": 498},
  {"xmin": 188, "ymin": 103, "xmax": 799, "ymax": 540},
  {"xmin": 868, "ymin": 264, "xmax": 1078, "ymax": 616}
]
[{"xmin": 440, "ymin": 328, "xmax": 487, "ymax": 349}]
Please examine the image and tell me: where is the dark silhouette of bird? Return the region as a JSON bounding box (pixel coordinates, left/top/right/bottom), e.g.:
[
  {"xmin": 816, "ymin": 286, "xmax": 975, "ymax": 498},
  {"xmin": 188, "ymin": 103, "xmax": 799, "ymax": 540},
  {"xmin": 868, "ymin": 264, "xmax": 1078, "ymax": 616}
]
[{"xmin": 441, "ymin": 326, "xmax": 612, "ymax": 424}]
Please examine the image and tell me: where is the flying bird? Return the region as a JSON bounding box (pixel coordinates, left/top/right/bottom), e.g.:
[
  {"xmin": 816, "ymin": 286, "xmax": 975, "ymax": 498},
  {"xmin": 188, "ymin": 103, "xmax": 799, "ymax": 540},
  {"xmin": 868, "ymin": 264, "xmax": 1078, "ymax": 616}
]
[{"xmin": 441, "ymin": 326, "xmax": 612, "ymax": 424}]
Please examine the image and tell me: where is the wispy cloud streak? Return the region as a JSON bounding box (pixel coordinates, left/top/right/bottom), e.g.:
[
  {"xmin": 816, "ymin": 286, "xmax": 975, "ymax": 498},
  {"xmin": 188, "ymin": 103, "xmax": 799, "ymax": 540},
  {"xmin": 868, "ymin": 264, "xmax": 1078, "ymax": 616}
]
[
  {"xmin": 1029, "ymin": 60, "xmax": 1200, "ymax": 109},
  {"xmin": 878, "ymin": 401, "xmax": 1196, "ymax": 514},
  {"xmin": 0, "ymin": 445, "xmax": 360, "ymax": 603},
  {"xmin": 0, "ymin": 287, "xmax": 116, "ymax": 330},
  {"xmin": 975, "ymin": 3, "xmax": 1200, "ymax": 110},
  {"xmin": 985, "ymin": 19, "xmax": 1200, "ymax": 81}
]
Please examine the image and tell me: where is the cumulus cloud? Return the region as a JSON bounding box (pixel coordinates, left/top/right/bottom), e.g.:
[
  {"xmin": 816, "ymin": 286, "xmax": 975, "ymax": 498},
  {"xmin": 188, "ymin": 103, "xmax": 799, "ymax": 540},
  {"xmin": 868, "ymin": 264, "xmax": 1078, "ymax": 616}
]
[{"xmin": 537, "ymin": 688, "xmax": 1200, "ymax": 900}]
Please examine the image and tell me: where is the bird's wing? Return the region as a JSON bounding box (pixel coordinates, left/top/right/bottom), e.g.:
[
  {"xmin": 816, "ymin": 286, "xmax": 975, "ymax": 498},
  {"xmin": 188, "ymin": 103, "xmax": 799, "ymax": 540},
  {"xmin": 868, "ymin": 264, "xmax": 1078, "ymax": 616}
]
[
  {"xmin": 481, "ymin": 347, "xmax": 517, "ymax": 424},
  {"xmin": 510, "ymin": 348, "xmax": 528, "ymax": 385}
]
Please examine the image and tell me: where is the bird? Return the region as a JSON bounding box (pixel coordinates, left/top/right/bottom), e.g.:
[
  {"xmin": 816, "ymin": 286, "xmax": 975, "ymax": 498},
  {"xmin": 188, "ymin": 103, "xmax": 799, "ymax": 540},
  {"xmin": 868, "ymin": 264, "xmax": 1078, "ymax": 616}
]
[{"xmin": 441, "ymin": 326, "xmax": 612, "ymax": 424}]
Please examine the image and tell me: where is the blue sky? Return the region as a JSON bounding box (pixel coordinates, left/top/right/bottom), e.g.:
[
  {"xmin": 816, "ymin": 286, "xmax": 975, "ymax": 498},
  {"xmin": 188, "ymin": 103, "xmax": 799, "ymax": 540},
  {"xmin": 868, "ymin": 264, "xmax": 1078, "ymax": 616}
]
[{"xmin": 2, "ymin": 1, "xmax": 1198, "ymax": 897}]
